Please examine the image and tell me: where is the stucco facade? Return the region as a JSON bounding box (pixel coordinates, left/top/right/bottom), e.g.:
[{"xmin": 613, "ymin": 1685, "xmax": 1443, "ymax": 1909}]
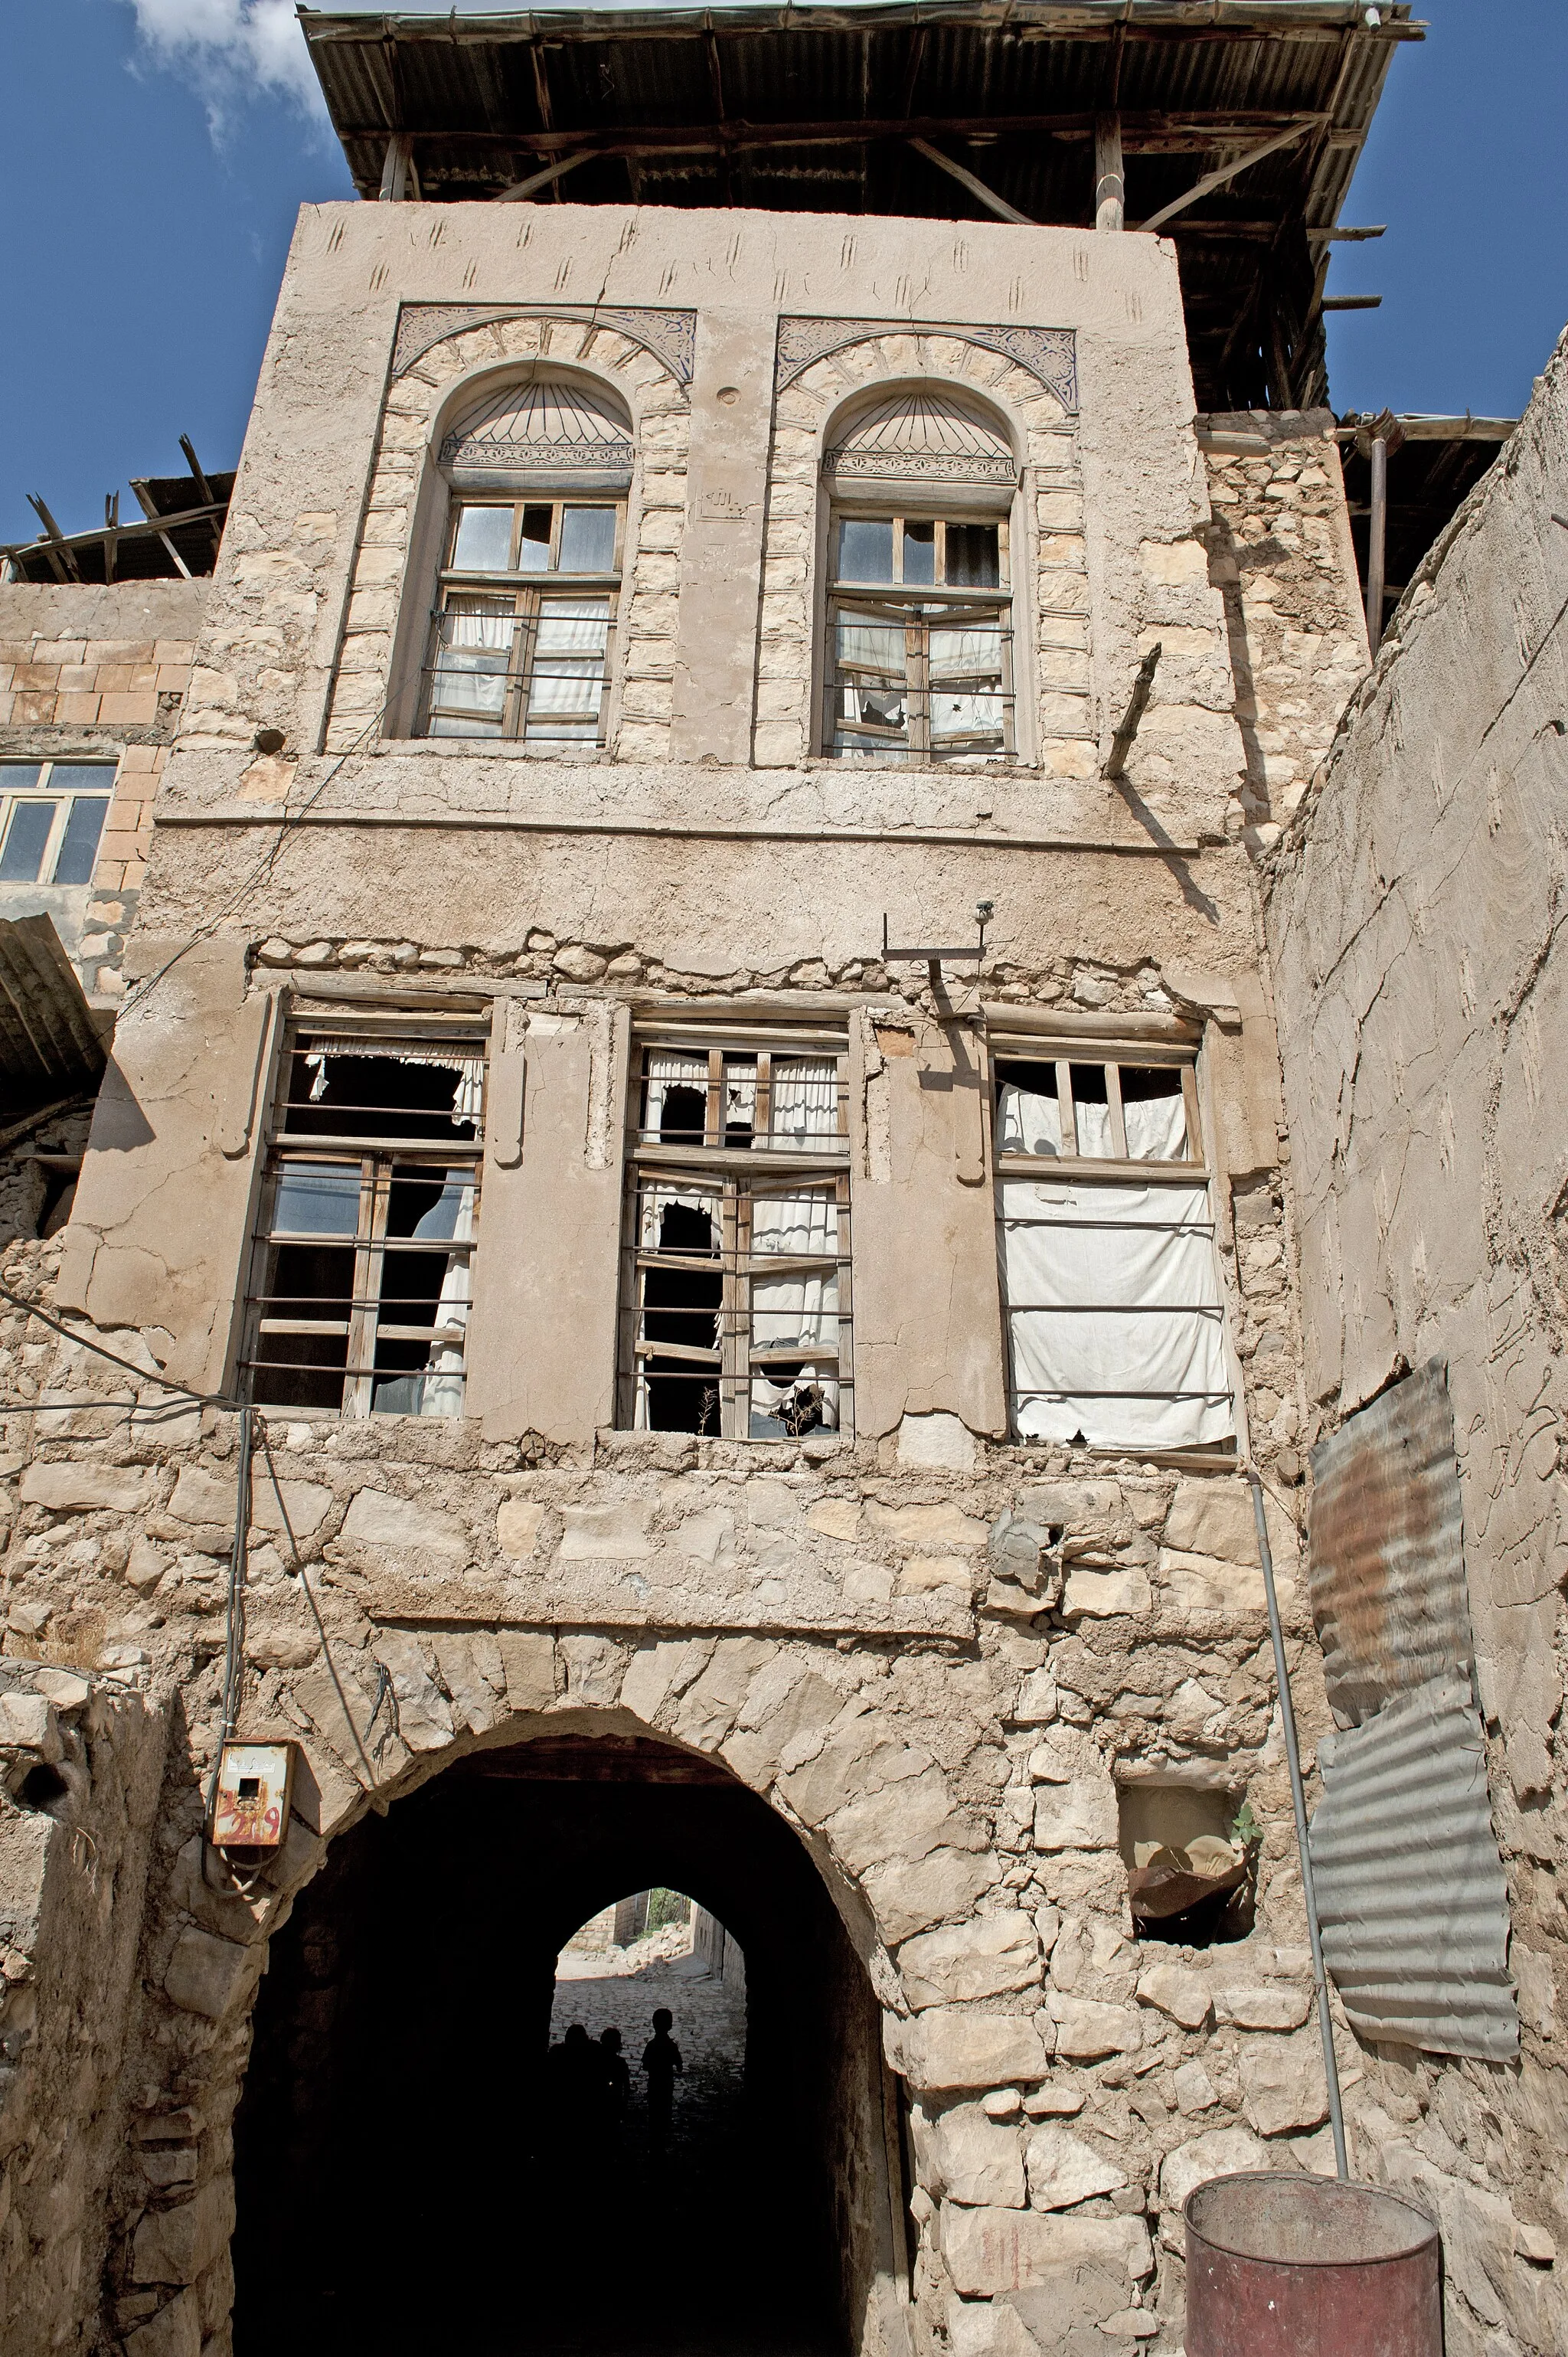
[{"xmin": 0, "ymin": 198, "xmax": 1432, "ymax": 2357}]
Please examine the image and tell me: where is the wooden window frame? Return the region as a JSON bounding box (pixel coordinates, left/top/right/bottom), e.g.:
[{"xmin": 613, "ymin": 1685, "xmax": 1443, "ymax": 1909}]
[
  {"xmin": 990, "ymin": 1035, "xmax": 1233, "ymax": 1454},
  {"xmin": 0, "ymin": 760, "xmax": 116, "ymax": 888},
  {"xmin": 420, "ymin": 494, "xmax": 624, "ymax": 745},
  {"xmin": 242, "ymin": 1018, "xmax": 488, "ymax": 1420},
  {"xmin": 618, "ymin": 1026, "xmax": 854, "ymax": 1443},
  {"xmin": 824, "ymin": 508, "xmax": 1014, "ymax": 763}
]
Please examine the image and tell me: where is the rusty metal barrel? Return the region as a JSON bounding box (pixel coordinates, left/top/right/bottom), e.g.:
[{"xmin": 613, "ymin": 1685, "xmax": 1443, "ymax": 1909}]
[{"xmin": 1185, "ymin": 2172, "xmax": 1441, "ymax": 2357}]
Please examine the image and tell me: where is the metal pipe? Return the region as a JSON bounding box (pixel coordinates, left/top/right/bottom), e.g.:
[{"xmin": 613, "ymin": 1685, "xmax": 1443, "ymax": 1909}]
[
  {"xmin": 1247, "ymin": 1466, "xmax": 1350, "ymax": 2181},
  {"xmin": 206, "ymin": 1404, "xmax": 253, "ymax": 1824}
]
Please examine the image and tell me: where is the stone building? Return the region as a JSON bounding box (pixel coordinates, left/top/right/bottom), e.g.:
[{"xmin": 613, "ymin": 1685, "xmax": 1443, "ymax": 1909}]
[{"xmin": 0, "ymin": 7, "xmax": 1558, "ymax": 2357}]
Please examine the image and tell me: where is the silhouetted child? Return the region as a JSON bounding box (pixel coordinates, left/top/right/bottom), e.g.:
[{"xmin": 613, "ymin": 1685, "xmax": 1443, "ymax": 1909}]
[
  {"xmin": 641, "ymin": 2007, "xmax": 683, "ymax": 2146},
  {"xmin": 599, "ymin": 2026, "xmax": 630, "ymax": 2127}
]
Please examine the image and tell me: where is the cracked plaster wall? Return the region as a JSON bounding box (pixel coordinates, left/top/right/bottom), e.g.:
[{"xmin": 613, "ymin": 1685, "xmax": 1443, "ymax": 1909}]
[{"xmin": 1266, "ymin": 327, "xmax": 1568, "ymax": 2356}]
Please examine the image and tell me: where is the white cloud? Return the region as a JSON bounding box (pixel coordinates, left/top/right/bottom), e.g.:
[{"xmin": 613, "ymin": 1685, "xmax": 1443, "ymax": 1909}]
[{"xmin": 123, "ymin": 1, "xmax": 328, "ymax": 136}]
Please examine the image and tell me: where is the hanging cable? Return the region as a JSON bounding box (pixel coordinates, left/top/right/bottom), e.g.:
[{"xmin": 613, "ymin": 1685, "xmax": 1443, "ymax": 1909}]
[
  {"xmin": 0, "ymin": 1280, "xmax": 235, "ymax": 1407},
  {"xmin": 255, "ymin": 1420, "xmax": 390, "ymax": 1810}
]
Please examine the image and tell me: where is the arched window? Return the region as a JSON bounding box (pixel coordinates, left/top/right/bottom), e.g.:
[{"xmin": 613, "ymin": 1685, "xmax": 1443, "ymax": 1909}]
[
  {"xmin": 820, "ymin": 386, "xmax": 1019, "ymax": 764},
  {"xmin": 420, "ymin": 373, "xmax": 633, "ymax": 744}
]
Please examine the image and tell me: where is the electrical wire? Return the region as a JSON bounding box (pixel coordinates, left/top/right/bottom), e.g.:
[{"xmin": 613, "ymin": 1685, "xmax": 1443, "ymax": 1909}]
[{"xmin": 0, "ymin": 1279, "xmax": 234, "ymax": 1406}]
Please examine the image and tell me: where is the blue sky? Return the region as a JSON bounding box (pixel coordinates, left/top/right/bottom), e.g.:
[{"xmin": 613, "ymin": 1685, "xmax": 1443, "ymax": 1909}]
[{"xmin": 3, "ymin": 1, "xmax": 1566, "ymax": 547}]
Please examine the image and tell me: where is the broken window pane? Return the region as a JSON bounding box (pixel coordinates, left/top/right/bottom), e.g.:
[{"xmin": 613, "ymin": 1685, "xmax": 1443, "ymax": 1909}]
[
  {"xmin": 1070, "ymin": 1062, "xmax": 1115, "ymax": 1158},
  {"xmin": 902, "ymin": 520, "xmax": 936, "ymax": 584},
  {"xmin": 250, "ymin": 1034, "xmax": 483, "ymax": 1420},
  {"xmin": 635, "ymin": 1185, "xmax": 724, "ymax": 1434},
  {"xmin": 624, "ymin": 1038, "xmax": 851, "ymax": 1440},
  {"xmin": 944, "ymin": 521, "xmax": 999, "ymax": 588}
]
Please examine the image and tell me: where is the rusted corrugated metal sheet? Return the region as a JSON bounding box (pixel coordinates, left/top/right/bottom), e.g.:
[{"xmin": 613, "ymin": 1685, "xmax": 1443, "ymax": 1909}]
[
  {"xmin": 1307, "ymin": 1358, "xmax": 1475, "ymax": 1727},
  {"xmin": 1310, "ymin": 1675, "xmax": 1517, "ymax": 2061},
  {"xmin": 1305, "ymin": 1365, "xmax": 1517, "ymax": 2061}
]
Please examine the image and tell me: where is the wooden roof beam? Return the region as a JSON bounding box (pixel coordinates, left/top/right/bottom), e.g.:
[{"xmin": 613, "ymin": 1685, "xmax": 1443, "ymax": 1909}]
[
  {"xmin": 1135, "ymin": 116, "xmax": 1325, "ymax": 235},
  {"xmin": 908, "ymin": 138, "xmax": 1033, "ymax": 227}
]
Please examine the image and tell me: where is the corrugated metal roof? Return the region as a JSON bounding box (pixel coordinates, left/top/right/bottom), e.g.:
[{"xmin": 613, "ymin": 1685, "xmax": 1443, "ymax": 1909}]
[
  {"xmin": 1308, "ymin": 1359, "xmax": 1476, "ymax": 1728},
  {"xmin": 299, "ymin": 2, "xmax": 1420, "ymax": 409},
  {"xmin": 1310, "ymin": 1675, "xmax": 1517, "ymax": 2063},
  {"xmin": 0, "ymin": 917, "xmax": 108, "ymax": 1120}
]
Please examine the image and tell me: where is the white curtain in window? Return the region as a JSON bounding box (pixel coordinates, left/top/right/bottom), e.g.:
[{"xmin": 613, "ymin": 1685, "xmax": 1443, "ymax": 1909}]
[
  {"xmin": 528, "ymin": 600, "xmax": 609, "ymax": 720},
  {"xmin": 750, "ymin": 1189, "xmax": 838, "ymax": 1352},
  {"xmin": 998, "ymin": 1084, "xmax": 1062, "ymax": 1157},
  {"xmin": 415, "ymin": 1182, "xmax": 475, "ymax": 1418},
  {"xmin": 1001, "ymin": 1177, "xmax": 1232, "ymax": 1448},
  {"xmin": 751, "ymin": 1183, "xmax": 841, "ymax": 1434},
  {"xmin": 769, "ymin": 1059, "xmax": 837, "ymax": 1146},
  {"xmin": 1124, "ymin": 1090, "xmax": 1188, "ymax": 1161}
]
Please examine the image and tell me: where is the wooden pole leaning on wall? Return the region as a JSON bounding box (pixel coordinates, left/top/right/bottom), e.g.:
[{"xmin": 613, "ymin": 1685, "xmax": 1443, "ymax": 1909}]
[
  {"xmin": 1094, "ymin": 113, "xmax": 1124, "ymax": 232},
  {"xmin": 1357, "ymin": 409, "xmax": 1405, "ymax": 658}
]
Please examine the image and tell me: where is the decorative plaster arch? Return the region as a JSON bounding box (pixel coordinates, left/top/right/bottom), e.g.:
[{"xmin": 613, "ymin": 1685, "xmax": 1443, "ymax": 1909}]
[
  {"xmin": 325, "ymin": 311, "xmax": 694, "ymax": 755},
  {"xmin": 754, "ymin": 329, "xmax": 1089, "ymax": 770}
]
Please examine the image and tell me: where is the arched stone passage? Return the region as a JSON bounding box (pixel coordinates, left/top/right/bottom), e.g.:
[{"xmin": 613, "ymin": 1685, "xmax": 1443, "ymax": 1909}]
[{"xmin": 232, "ymin": 1731, "xmax": 906, "ymax": 2357}]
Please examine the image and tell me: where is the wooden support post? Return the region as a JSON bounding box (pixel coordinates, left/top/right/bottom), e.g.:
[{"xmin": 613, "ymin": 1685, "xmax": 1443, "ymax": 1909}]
[
  {"xmin": 378, "ymin": 132, "xmax": 416, "ymax": 202},
  {"xmin": 1365, "ymin": 432, "xmax": 1388, "ymax": 656},
  {"xmin": 1358, "ymin": 411, "xmax": 1404, "ymax": 658},
  {"xmin": 1105, "ymin": 644, "xmax": 1161, "ymax": 780},
  {"xmin": 1094, "ymin": 113, "xmax": 1124, "ymax": 232}
]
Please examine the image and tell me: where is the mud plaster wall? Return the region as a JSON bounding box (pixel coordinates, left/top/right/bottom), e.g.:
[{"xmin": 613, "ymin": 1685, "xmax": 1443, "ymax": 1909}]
[
  {"xmin": 1265, "ymin": 329, "xmax": 1568, "ymax": 2355},
  {"xmin": 0, "ymin": 580, "xmax": 207, "ymax": 1002}
]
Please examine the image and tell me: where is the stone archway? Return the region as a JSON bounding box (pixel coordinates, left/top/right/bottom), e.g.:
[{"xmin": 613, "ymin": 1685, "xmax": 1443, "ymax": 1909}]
[{"xmin": 230, "ymin": 1728, "xmax": 907, "ymax": 2357}]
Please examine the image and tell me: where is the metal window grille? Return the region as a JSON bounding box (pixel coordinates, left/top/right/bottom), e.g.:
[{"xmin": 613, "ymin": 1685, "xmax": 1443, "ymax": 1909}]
[
  {"xmin": 992, "ymin": 1044, "xmax": 1234, "ymax": 1442},
  {"xmin": 825, "ymin": 512, "xmax": 1014, "ymax": 763},
  {"xmin": 618, "ymin": 1032, "xmax": 853, "ymax": 1442},
  {"xmin": 243, "ymin": 1023, "xmax": 486, "ymax": 1419},
  {"xmin": 420, "ymin": 495, "xmax": 622, "ymax": 744},
  {"xmin": 0, "ymin": 760, "xmax": 116, "ymax": 887}
]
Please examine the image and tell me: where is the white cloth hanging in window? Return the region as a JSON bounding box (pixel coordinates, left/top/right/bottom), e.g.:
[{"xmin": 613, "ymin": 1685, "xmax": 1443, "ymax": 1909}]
[
  {"xmin": 768, "ymin": 1059, "xmax": 837, "ymax": 1145},
  {"xmin": 1001, "ymin": 1176, "xmax": 1232, "ymax": 1448}
]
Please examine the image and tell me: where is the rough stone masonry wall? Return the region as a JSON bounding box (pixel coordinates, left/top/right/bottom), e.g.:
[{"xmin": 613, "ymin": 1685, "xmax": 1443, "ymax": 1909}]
[
  {"xmin": 1, "ymin": 1218, "xmax": 1371, "ymax": 2357},
  {"xmin": 0, "ymin": 1641, "xmax": 165, "ymax": 2357},
  {"xmin": 1265, "ymin": 328, "xmax": 1568, "ymax": 2357},
  {"xmin": 1199, "ymin": 411, "xmax": 1368, "ymax": 851},
  {"xmin": 0, "ymin": 580, "xmax": 207, "ymax": 1001}
]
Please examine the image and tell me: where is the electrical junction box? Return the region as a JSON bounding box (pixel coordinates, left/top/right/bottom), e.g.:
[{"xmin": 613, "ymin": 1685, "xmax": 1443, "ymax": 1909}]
[{"xmin": 211, "ymin": 1741, "xmax": 296, "ymax": 1852}]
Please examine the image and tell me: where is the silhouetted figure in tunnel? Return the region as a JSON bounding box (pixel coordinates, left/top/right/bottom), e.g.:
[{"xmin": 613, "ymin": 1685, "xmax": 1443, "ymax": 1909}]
[
  {"xmin": 546, "ymin": 2020, "xmax": 609, "ymax": 2154},
  {"xmin": 641, "ymin": 2007, "xmax": 684, "ymax": 2149},
  {"xmin": 599, "ymin": 2025, "xmax": 630, "ymax": 2130}
]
